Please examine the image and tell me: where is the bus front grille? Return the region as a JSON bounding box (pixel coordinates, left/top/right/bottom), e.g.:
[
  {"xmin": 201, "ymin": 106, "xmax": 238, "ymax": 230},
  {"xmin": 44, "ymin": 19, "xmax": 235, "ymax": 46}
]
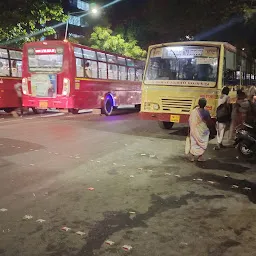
[{"xmin": 161, "ymin": 98, "xmax": 193, "ymax": 113}]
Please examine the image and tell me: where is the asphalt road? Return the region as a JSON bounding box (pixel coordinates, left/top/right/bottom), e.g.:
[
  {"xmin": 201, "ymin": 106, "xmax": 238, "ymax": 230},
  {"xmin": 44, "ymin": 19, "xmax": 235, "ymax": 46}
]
[{"xmin": 0, "ymin": 109, "xmax": 256, "ymax": 256}]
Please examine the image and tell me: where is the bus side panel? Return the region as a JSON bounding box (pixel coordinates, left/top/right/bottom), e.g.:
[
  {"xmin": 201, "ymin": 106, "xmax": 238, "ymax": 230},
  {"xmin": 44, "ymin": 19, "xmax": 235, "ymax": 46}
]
[
  {"xmin": 73, "ymin": 79, "xmax": 142, "ymax": 109},
  {"xmin": 0, "ymin": 78, "xmax": 20, "ymax": 109}
]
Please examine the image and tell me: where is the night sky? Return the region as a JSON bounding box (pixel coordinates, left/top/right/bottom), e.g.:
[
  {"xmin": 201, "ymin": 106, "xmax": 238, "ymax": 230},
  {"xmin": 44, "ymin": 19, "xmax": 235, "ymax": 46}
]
[{"xmin": 96, "ymin": 0, "xmax": 256, "ymax": 54}]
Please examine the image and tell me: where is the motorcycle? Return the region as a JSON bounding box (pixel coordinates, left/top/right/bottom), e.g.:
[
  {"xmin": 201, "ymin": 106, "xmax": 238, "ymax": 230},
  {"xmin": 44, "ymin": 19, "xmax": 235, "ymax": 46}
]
[{"xmin": 234, "ymin": 122, "xmax": 256, "ymax": 158}]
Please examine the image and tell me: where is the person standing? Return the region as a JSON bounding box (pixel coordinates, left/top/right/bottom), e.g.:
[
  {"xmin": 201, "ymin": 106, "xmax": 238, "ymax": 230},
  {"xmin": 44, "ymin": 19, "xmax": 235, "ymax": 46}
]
[
  {"xmin": 188, "ymin": 98, "xmax": 212, "ymax": 162},
  {"xmin": 14, "ymin": 82, "xmax": 23, "ymax": 116},
  {"xmin": 214, "ymin": 87, "xmax": 231, "ymax": 150},
  {"xmin": 228, "ymin": 90, "xmax": 250, "ymax": 142},
  {"xmin": 85, "ymin": 62, "xmax": 92, "ymax": 78}
]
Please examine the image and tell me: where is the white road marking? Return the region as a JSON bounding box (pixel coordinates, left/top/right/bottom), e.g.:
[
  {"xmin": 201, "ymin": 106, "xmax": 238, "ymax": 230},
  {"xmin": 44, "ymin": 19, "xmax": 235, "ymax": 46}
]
[
  {"xmin": 41, "ymin": 113, "xmax": 64, "ymax": 118},
  {"xmin": 79, "ymin": 109, "xmax": 92, "ymax": 113}
]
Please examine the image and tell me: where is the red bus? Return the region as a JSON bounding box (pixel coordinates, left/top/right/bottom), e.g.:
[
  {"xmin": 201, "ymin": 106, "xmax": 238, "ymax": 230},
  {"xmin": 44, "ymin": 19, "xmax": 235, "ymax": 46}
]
[
  {"xmin": 0, "ymin": 46, "xmax": 22, "ymax": 113},
  {"xmin": 22, "ymin": 40, "xmax": 144, "ymax": 115}
]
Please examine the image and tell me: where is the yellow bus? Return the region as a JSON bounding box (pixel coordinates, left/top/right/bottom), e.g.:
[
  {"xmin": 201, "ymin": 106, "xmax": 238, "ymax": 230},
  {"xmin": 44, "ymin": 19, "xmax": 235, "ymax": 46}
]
[{"xmin": 140, "ymin": 41, "xmax": 255, "ymax": 129}]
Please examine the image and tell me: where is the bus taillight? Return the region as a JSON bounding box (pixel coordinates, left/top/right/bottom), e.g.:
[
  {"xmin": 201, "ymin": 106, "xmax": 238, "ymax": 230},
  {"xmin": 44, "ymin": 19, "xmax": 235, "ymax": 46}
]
[
  {"xmin": 22, "ymin": 78, "xmax": 28, "ymax": 94},
  {"xmin": 62, "ymin": 78, "xmax": 70, "ymax": 96}
]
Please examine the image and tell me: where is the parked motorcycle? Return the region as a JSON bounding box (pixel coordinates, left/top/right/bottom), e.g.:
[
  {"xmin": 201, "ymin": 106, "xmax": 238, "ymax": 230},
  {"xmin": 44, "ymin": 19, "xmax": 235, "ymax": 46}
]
[{"xmin": 234, "ymin": 122, "xmax": 256, "ymax": 158}]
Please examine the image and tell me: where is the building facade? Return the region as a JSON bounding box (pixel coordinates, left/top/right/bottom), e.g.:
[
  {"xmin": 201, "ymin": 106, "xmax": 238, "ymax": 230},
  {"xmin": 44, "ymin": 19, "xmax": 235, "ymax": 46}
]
[{"xmin": 53, "ymin": 0, "xmax": 90, "ymax": 40}]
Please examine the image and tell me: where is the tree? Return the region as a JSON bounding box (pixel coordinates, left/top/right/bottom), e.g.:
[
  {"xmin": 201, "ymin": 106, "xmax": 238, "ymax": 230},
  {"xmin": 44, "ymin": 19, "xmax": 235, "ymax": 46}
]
[
  {"xmin": 0, "ymin": 0, "xmax": 67, "ymax": 47},
  {"xmin": 89, "ymin": 26, "xmax": 147, "ymax": 60}
]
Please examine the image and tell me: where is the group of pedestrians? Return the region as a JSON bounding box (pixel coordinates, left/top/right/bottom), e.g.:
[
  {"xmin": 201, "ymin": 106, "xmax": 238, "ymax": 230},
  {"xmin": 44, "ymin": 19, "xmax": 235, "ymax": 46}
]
[{"xmin": 187, "ymin": 86, "xmax": 256, "ymax": 162}]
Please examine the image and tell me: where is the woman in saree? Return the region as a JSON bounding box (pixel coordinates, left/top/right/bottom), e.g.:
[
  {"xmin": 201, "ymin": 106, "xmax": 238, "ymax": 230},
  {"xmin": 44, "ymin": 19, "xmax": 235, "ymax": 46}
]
[{"xmin": 188, "ymin": 98, "xmax": 212, "ymax": 162}]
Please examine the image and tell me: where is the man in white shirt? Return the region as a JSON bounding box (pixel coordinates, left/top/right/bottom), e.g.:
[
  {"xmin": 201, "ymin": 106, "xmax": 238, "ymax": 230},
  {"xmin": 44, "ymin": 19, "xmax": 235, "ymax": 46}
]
[
  {"xmin": 85, "ymin": 62, "xmax": 92, "ymax": 78},
  {"xmin": 215, "ymin": 86, "xmax": 231, "ymax": 150}
]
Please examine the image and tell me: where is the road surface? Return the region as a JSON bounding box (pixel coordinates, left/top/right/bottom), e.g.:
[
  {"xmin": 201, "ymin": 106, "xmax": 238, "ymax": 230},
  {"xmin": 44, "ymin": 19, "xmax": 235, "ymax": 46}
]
[{"xmin": 0, "ymin": 109, "xmax": 256, "ymax": 256}]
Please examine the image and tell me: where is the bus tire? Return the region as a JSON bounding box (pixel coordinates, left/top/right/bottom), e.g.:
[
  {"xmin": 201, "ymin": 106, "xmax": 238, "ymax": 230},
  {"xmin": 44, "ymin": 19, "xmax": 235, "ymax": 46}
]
[
  {"xmin": 135, "ymin": 104, "xmax": 141, "ymax": 110},
  {"xmin": 158, "ymin": 121, "xmax": 174, "ymax": 130},
  {"xmin": 68, "ymin": 108, "xmax": 79, "ymax": 114},
  {"xmin": 101, "ymin": 95, "xmax": 114, "ymax": 116},
  {"xmin": 3, "ymin": 108, "xmax": 16, "ymax": 113},
  {"xmin": 32, "ymin": 108, "xmax": 47, "ymax": 114}
]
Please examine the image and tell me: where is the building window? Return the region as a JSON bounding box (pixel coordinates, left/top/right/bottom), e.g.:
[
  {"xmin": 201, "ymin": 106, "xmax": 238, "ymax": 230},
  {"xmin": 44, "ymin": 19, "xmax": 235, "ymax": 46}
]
[
  {"xmin": 77, "ymin": 0, "xmax": 89, "ymax": 11},
  {"xmin": 69, "ymin": 0, "xmax": 89, "ymax": 11},
  {"xmin": 69, "ymin": 15, "xmax": 82, "ymax": 26}
]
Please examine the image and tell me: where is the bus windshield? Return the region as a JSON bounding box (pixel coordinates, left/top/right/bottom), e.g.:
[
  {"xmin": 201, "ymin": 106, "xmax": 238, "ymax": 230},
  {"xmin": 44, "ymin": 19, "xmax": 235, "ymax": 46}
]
[
  {"xmin": 28, "ymin": 47, "xmax": 64, "ymax": 73},
  {"xmin": 145, "ymin": 45, "xmax": 219, "ymax": 87}
]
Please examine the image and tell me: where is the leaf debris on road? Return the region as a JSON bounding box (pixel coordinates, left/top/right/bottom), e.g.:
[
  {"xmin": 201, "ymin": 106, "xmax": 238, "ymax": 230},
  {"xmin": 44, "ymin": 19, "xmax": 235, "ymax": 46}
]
[
  {"xmin": 36, "ymin": 219, "xmax": 46, "ymax": 223},
  {"xmin": 23, "ymin": 215, "xmax": 33, "ymax": 220}
]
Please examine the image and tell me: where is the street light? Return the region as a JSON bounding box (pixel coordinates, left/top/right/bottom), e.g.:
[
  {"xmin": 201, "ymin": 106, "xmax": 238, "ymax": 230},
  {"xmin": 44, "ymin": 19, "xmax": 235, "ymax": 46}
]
[
  {"xmin": 91, "ymin": 8, "xmax": 98, "ymax": 14},
  {"xmin": 64, "ymin": 7, "xmax": 99, "ymax": 41}
]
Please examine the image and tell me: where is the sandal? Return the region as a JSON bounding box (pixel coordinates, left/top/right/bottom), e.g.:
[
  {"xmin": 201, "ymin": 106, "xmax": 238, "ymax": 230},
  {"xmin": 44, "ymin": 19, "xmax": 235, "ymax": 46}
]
[{"xmin": 197, "ymin": 156, "xmax": 206, "ymax": 162}]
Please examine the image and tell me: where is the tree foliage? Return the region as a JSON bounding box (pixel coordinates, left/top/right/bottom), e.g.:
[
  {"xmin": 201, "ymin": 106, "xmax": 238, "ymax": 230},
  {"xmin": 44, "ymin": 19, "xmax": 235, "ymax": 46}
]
[
  {"xmin": 0, "ymin": 0, "xmax": 67, "ymax": 47},
  {"xmin": 89, "ymin": 26, "xmax": 147, "ymax": 60}
]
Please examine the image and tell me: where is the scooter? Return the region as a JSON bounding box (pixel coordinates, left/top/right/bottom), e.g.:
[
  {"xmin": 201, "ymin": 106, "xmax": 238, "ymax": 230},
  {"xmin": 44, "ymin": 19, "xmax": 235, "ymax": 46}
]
[{"xmin": 234, "ymin": 121, "xmax": 256, "ymax": 158}]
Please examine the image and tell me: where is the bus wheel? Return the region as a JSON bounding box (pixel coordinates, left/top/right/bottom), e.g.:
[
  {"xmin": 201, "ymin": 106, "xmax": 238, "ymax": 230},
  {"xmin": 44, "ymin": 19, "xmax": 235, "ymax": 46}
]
[
  {"xmin": 158, "ymin": 121, "xmax": 174, "ymax": 130},
  {"xmin": 32, "ymin": 108, "xmax": 47, "ymax": 114},
  {"xmin": 135, "ymin": 104, "xmax": 141, "ymax": 110},
  {"xmin": 3, "ymin": 108, "xmax": 16, "ymax": 113},
  {"xmin": 68, "ymin": 108, "xmax": 79, "ymax": 114},
  {"xmin": 101, "ymin": 95, "xmax": 114, "ymax": 116}
]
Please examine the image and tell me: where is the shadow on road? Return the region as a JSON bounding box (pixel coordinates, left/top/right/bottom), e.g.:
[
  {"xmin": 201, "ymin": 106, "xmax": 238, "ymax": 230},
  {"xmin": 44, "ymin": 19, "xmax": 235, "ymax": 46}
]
[
  {"xmin": 0, "ymin": 138, "xmax": 43, "ymax": 157},
  {"xmin": 73, "ymin": 192, "xmax": 225, "ymax": 256},
  {"xmin": 181, "ymin": 172, "xmax": 256, "ymax": 204},
  {"xmin": 196, "ymin": 159, "xmax": 249, "ymax": 173}
]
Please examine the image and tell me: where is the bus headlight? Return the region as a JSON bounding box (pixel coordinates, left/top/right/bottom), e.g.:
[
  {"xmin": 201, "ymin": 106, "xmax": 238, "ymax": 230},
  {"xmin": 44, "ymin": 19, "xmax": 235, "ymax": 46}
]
[{"xmin": 153, "ymin": 104, "xmax": 160, "ymax": 110}]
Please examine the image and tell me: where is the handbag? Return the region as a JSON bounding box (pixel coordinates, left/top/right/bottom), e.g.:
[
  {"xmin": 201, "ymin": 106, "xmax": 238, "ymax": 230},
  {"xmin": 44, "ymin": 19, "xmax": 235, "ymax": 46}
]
[
  {"xmin": 216, "ymin": 102, "xmax": 231, "ymax": 123},
  {"xmin": 185, "ymin": 136, "xmax": 191, "ymax": 155}
]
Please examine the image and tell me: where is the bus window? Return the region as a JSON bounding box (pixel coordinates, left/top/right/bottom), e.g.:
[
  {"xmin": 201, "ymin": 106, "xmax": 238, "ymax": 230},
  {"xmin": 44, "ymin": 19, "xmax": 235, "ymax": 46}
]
[
  {"xmin": 127, "ymin": 59, "xmax": 134, "ymax": 67},
  {"xmin": 224, "ymin": 50, "xmax": 237, "ymax": 85},
  {"xmin": 98, "ymin": 62, "xmax": 107, "ymax": 79},
  {"xmin": 74, "ymin": 47, "xmax": 83, "ymax": 58},
  {"xmin": 76, "ymin": 58, "xmax": 84, "ymax": 77},
  {"xmin": 118, "ymin": 57, "xmax": 126, "ymax": 66},
  {"xmin": 136, "ymin": 69, "xmax": 143, "ymax": 81},
  {"xmin": 0, "ymin": 48, "xmax": 8, "ymax": 58},
  {"xmin": 107, "ymin": 54, "xmax": 117, "ymax": 63},
  {"xmin": 83, "ymin": 49, "xmax": 96, "ymax": 60},
  {"xmin": 11, "ymin": 60, "xmax": 22, "ymax": 77},
  {"xmin": 84, "ymin": 60, "xmax": 98, "ymax": 78},
  {"xmin": 128, "ymin": 67, "xmax": 135, "ymax": 81},
  {"xmin": 97, "ymin": 52, "xmax": 106, "ymax": 62},
  {"xmin": 108, "ymin": 64, "xmax": 118, "ymax": 79},
  {"xmin": 119, "ymin": 66, "xmax": 127, "ymax": 80},
  {"xmin": 0, "ymin": 59, "xmax": 10, "ymax": 76},
  {"xmin": 9, "ymin": 50, "xmax": 22, "ymax": 60},
  {"xmin": 28, "ymin": 48, "xmax": 63, "ymax": 73}
]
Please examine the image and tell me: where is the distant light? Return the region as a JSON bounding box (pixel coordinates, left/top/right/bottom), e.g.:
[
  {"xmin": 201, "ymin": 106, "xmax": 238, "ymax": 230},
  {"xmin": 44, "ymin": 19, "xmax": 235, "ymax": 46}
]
[
  {"xmin": 91, "ymin": 8, "xmax": 98, "ymax": 14},
  {"xmin": 242, "ymin": 48, "xmax": 245, "ymax": 51}
]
